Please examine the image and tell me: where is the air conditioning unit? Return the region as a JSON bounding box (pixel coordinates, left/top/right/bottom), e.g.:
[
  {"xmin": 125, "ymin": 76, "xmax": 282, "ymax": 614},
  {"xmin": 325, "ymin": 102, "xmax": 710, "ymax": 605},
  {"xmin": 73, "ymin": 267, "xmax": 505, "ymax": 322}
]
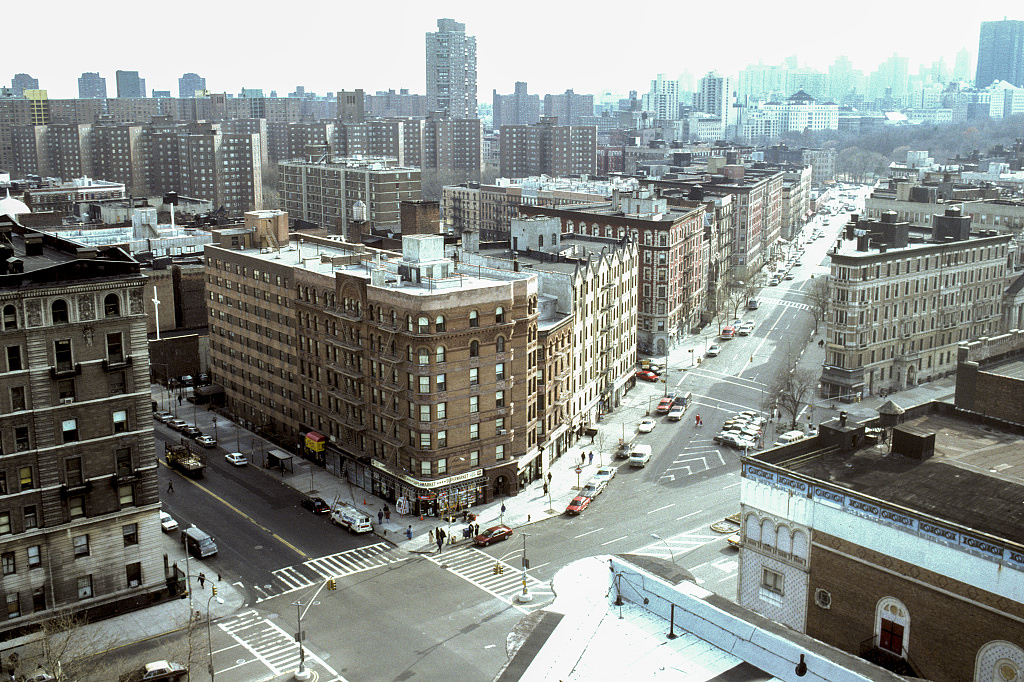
[
  {"xmin": 815, "ymin": 588, "xmax": 832, "ymax": 609},
  {"xmin": 129, "ymin": 580, "xmax": 139, "ymax": 588},
  {"xmin": 61, "ymin": 397, "xmax": 74, "ymax": 405},
  {"xmin": 497, "ymin": 429, "xmax": 507, "ymax": 436}
]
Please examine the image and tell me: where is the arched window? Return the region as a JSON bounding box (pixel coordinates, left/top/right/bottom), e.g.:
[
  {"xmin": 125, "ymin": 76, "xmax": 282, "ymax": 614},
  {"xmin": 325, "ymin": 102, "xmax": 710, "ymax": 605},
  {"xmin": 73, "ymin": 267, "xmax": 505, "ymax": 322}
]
[
  {"xmin": 418, "ymin": 348, "xmax": 429, "ymax": 365},
  {"xmin": 495, "ymin": 306, "xmax": 505, "ymax": 324},
  {"xmin": 469, "ymin": 310, "xmax": 479, "ymax": 328},
  {"xmin": 104, "ymin": 293, "xmax": 121, "ymax": 317},
  {"xmin": 496, "ymin": 336, "xmax": 505, "ymax": 353},
  {"xmin": 407, "ymin": 345, "xmax": 414, "ymax": 362},
  {"xmin": 51, "ymin": 299, "xmax": 69, "ymax": 324},
  {"xmin": 875, "ymin": 597, "xmax": 910, "ymax": 658},
  {"xmin": 436, "ymin": 346, "xmax": 446, "ymax": 363},
  {"xmin": 418, "ymin": 316, "xmax": 429, "ymax": 334},
  {"xmin": 2, "ymin": 305, "xmax": 16, "ymax": 330},
  {"xmin": 435, "ymin": 315, "xmax": 446, "ymax": 333},
  {"xmin": 470, "ymin": 340, "xmax": 479, "ymax": 357},
  {"xmin": 390, "ymin": 310, "xmax": 396, "ymax": 327}
]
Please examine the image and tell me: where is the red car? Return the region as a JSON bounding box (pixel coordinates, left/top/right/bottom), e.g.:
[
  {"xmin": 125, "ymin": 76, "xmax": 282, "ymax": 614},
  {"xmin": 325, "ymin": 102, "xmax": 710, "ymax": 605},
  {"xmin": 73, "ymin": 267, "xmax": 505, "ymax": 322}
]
[
  {"xmin": 636, "ymin": 370, "xmax": 659, "ymax": 382},
  {"xmin": 474, "ymin": 525, "xmax": 513, "ymax": 546},
  {"xmin": 565, "ymin": 494, "xmax": 591, "ymax": 515},
  {"xmin": 656, "ymin": 397, "xmax": 674, "ymax": 413}
]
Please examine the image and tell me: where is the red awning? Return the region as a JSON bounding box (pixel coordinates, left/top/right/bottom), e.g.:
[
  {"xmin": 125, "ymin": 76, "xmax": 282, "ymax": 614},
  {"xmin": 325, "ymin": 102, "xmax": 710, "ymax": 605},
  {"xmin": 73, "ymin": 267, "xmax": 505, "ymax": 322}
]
[{"xmin": 305, "ymin": 431, "xmax": 325, "ymax": 443}]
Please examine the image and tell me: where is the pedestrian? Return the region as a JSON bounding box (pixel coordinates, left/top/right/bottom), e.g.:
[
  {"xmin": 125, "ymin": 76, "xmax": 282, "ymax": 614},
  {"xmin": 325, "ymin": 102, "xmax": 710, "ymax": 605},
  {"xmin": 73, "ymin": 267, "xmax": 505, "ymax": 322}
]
[
  {"xmin": 428, "ymin": 528, "xmax": 434, "ymax": 543},
  {"xmin": 543, "ymin": 482, "xmax": 548, "ymax": 495},
  {"xmin": 474, "ymin": 523, "xmax": 479, "ymax": 536},
  {"xmin": 198, "ymin": 572, "xmax": 206, "ymax": 588},
  {"xmin": 580, "ymin": 452, "xmax": 585, "ymax": 466},
  {"xmin": 405, "ymin": 525, "xmax": 413, "ymax": 540},
  {"xmin": 378, "ymin": 510, "xmax": 384, "ymax": 525},
  {"xmin": 167, "ymin": 479, "xmax": 174, "ymax": 493},
  {"xmin": 588, "ymin": 451, "xmax": 594, "ymax": 465},
  {"xmin": 436, "ymin": 527, "xmax": 445, "ymax": 553},
  {"xmin": 384, "ymin": 508, "xmax": 391, "ymax": 522}
]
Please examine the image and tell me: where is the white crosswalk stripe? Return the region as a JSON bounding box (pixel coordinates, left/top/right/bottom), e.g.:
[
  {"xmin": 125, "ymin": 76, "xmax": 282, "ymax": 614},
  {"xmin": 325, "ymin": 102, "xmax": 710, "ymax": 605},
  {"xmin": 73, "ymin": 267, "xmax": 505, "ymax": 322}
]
[
  {"xmin": 632, "ymin": 527, "xmax": 724, "ymax": 561},
  {"xmin": 219, "ymin": 609, "xmax": 349, "ymax": 681},
  {"xmin": 254, "ymin": 542, "xmax": 406, "ymax": 602},
  {"xmin": 659, "ymin": 448, "xmax": 726, "ymax": 481},
  {"xmin": 427, "ymin": 545, "xmax": 553, "ymax": 612},
  {"xmin": 758, "ymin": 296, "xmax": 810, "ymax": 311}
]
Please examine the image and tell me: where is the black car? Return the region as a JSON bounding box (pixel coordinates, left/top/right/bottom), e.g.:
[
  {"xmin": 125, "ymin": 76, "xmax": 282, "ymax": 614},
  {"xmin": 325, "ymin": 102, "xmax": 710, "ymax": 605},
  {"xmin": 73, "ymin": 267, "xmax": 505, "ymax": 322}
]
[
  {"xmin": 181, "ymin": 425, "xmax": 202, "ymax": 438},
  {"xmin": 301, "ymin": 496, "xmax": 331, "ymax": 514}
]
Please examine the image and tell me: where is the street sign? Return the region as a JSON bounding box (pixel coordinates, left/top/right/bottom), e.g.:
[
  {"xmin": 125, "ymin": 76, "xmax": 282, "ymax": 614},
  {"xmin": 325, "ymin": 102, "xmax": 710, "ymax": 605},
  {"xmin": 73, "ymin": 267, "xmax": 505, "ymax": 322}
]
[{"xmin": 575, "ymin": 467, "xmax": 582, "ymax": 474}]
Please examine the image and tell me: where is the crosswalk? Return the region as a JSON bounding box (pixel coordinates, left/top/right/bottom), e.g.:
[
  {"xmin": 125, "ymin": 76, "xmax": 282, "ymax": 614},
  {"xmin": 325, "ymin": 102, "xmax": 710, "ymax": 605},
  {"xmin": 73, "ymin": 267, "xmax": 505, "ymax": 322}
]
[
  {"xmin": 659, "ymin": 445, "xmax": 727, "ymax": 483},
  {"xmin": 632, "ymin": 527, "xmax": 726, "ymax": 561},
  {"xmin": 218, "ymin": 609, "xmax": 348, "ymax": 681},
  {"xmin": 758, "ymin": 296, "xmax": 810, "ymax": 312},
  {"xmin": 254, "ymin": 542, "xmax": 406, "ymax": 602},
  {"xmin": 427, "ymin": 545, "xmax": 554, "ymax": 612}
]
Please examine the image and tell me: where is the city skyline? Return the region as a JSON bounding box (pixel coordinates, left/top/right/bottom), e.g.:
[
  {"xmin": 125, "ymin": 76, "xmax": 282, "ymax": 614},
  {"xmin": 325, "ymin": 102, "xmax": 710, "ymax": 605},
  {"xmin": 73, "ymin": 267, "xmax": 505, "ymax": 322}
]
[{"xmin": 3, "ymin": 1, "xmax": 1020, "ymax": 102}]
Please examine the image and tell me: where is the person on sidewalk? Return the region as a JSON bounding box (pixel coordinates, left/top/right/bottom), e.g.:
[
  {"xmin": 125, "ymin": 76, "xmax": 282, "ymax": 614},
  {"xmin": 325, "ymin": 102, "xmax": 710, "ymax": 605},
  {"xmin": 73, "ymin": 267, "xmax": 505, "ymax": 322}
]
[
  {"xmin": 588, "ymin": 451, "xmax": 594, "ymax": 465},
  {"xmin": 436, "ymin": 527, "xmax": 446, "ymax": 553},
  {"xmin": 384, "ymin": 508, "xmax": 391, "ymax": 522},
  {"xmin": 405, "ymin": 525, "xmax": 413, "ymax": 540},
  {"xmin": 378, "ymin": 509, "xmax": 384, "ymax": 525}
]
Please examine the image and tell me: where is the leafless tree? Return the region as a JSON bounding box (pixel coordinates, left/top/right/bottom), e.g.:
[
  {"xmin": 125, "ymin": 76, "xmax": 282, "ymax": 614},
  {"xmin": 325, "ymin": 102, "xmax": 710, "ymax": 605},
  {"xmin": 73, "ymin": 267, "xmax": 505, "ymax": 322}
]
[
  {"xmin": 766, "ymin": 365, "xmax": 820, "ymax": 431},
  {"xmin": 806, "ymin": 275, "xmax": 831, "ymax": 334},
  {"xmin": 5, "ymin": 610, "xmax": 119, "ymax": 681}
]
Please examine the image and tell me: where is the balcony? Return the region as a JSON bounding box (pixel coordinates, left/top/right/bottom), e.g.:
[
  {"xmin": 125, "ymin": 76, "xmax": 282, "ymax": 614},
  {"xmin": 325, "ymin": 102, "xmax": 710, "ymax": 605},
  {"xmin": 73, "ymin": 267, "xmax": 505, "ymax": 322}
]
[
  {"xmin": 102, "ymin": 355, "xmax": 133, "ymax": 371},
  {"xmin": 50, "ymin": 363, "xmax": 82, "ymax": 379}
]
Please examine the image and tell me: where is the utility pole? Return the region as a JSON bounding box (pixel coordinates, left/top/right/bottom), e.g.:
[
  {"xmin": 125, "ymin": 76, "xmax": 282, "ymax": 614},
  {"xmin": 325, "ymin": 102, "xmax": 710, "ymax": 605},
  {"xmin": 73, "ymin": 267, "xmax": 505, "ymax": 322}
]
[{"xmin": 516, "ymin": 533, "xmax": 532, "ymax": 603}]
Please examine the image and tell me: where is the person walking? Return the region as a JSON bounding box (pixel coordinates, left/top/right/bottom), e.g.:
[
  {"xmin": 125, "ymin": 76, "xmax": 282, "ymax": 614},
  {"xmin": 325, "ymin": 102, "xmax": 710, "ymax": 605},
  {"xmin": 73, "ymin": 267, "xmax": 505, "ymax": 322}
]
[
  {"xmin": 588, "ymin": 451, "xmax": 594, "ymax": 465},
  {"xmin": 167, "ymin": 479, "xmax": 174, "ymax": 493},
  {"xmin": 405, "ymin": 525, "xmax": 413, "ymax": 540},
  {"xmin": 474, "ymin": 523, "xmax": 480, "ymax": 537},
  {"xmin": 384, "ymin": 508, "xmax": 391, "ymax": 522},
  {"xmin": 436, "ymin": 527, "xmax": 446, "ymax": 553},
  {"xmin": 378, "ymin": 509, "xmax": 384, "ymax": 525},
  {"xmin": 580, "ymin": 452, "xmax": 586, "ymax": 466}
]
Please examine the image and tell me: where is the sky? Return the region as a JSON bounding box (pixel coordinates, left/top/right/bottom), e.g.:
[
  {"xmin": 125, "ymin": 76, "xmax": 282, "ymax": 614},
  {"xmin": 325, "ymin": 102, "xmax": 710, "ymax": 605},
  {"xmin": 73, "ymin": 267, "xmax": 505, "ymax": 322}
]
[{"xmin": 5, "ymin": 1, "xmax": 1020, "ymax": 101}]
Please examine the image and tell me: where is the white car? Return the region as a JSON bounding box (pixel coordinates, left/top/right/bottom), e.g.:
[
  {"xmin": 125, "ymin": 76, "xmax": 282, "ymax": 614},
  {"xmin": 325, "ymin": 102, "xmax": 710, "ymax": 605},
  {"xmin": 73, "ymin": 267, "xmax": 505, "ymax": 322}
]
[
  {"xmin": 225, "ymin": 452, "xmax": 248, "ymax": 466},
  {"xmin": 638, "ymin": 418, "xmax": 657, "ymax": 433},
  {"xmin": 667, "ymin": 405, "xmax": 685, "ymax": 421},
  {"xmin": 592, "ymin": 465, "xmax": 617, "ymax": 485},
  {"xmin": 581, "ymin": 480, "xmax": 606, "ymax": 498},
  {"xmin": 195, "ymin": 435, "xmax": 217, "ymax": 448},
  {"xmin": 160, "ymin": 511, "xmax": 178, "ymax": 533},
  {"xmin": 737, "ymin": 322, "xmax": 754, "ymax": 335},
  {"xmin": 707, "ymin": 344, "xmax": 722, "ymax": 357}
]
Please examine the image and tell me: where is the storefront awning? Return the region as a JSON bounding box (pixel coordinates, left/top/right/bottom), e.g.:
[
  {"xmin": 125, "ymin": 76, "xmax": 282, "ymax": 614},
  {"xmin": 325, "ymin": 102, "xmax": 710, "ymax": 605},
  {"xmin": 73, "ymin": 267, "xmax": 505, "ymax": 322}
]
[{"xmin": 304, "ymin": 431, "xmax": 326, "ymax": 452}]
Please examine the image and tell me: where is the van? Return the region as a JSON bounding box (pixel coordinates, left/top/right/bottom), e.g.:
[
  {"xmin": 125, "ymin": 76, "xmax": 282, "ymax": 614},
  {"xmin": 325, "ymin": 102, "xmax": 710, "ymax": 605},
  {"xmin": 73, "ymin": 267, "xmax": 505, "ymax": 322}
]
[
  {"xmin": 331, "ymin": 502, "xmax": 373, "ymax": 534},
  {"xmin": 747, "ymin": 298, "xmax": 758, "ymax": 310},
  {"xmin": 720, "ymin": 325, "xmax": 735, "ymax": 339},
  {"xmin": 181, "ymin": 526, "xmax": 218, "ymax": 559},
  {"xmin": 628, "ymin": 444, "xmax": 653, "ymax": 467},
  {"xmin": 773, "ymin": 430, "xmax": 807, "ymax": 447}
]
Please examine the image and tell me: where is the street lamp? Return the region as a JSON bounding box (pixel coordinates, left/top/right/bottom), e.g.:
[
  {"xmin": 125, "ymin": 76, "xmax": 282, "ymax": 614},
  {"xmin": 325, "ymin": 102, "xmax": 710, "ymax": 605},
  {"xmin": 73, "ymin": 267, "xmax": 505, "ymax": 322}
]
[
  {"xmin": 651, "ymin": 533, "xmax": 676, "ymax": 565},
  {"xmin": 207, "ymin": 590, "xmax": 224, "ymax": 680},
  {"xmin": 211, "ymin": 416, "xmax": 218, "ymax": 445},
  {"xmin": 516, "ymin": 532, "xmax": 533, "ymax": 603}
]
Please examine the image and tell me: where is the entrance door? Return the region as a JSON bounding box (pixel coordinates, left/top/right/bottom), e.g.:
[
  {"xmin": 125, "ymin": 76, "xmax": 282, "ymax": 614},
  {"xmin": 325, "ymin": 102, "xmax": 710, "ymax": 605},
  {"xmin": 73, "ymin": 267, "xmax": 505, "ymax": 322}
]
[{"xmin": 879, "ymin": 618, "xmax": 904, "ymax": 655}]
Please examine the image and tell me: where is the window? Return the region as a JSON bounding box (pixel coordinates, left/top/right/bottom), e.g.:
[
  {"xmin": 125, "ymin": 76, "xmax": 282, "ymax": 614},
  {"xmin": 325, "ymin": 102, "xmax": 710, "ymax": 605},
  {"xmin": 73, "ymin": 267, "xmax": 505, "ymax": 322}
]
[
  {"xmin": 77, "ymin": 575, "xmax": 93, "ymax": 599},
  {"xmin": 496, "ymin": 337, "xmax": 505, "ymax": 353},
  {"xmin": 118, "ymin": 484, "xmax": 134, "ymax": 506},
  {"xmin": 470, "ymin": 450, "xmax": 479, "ymax": 466},
  {"xmin": 6, "ymin": 346, "xmax": 21, "ymax": 371},
  {"xmin": 469, "ymin": 310, "xmax": 479, "ymax": 327},
  {"xmin": 126, "ymin": 562, "xmax": 142, "ymax": 588},
  {"xmin": 122, "ymin": 523, "xmax": 138, "ymax": 546},
  {"xmin": 0, "ymin": 513, "xmax": 8, "ymax": 535},
  {"xmin": 2, "ymin": 305, "xmax": 16, "ymax": 330},
  {"xmin": 419, "ymin": 405, "xmax": 430, "ymax": 422},
  {"xmin": 62, "ymin": 418, "xmax": 79, "ymax": 443},
  {"xmin": 27, "ymin": 546, "xmax": 40, "ymax": 569},
  {"xmin": 112, "ymin": 410, "xmax": 128, "ymax": 434},
  {"xmin": 406, "ymin": 315, "xmax": 413, "ymax": 332},
  {"xmin": 496, "ymin": 363, "xmax": 505, "ymax": 380},
  {"xmin": 106, "ymin": 332, "xmax": 124, "ymax": 364},
  {"xmin": 32, "ymin": 587, "xmax": 45, "ymax": 613},
  {"xmin": 6, "ymin": 593, "xmax": 19, "ymax": 619},
  {"xmin": 18, "ymin": 467, "xmax": 33, "ymax": 491},
  {"xmin": 437, "ymin": 402, "xmax": 447, "ymax": 419},
  {"xmin": 418, "ymin": 376, "xmax": 429, "ymax": 393},
  {"xmin": 495, "ymin": 390, "xmax": 505, "ymax": 408},
  {"xmin": 420, "ymin": 461, "xmax": 430, "ymax": 476},
  {"xmin": 10, "ymin": 386, "xmax": 25, "ymax": 411},
  {"xmin": 2, "ymin": 552, "xmax": 15, "ymax": 576},
  {"xmin": 496, "ymin": 444, "xmax": 505, "ymax": 460},
  {"xmin": 54, "ymin": 339, "xmax": 72, "ymax": 372},
  {"xmin": 0, "ymin": 473, "xmax": 5, "ymax": 495},
  {"xmin": 65, "ymin": 457, "xmax": 83, "ymax": 487},
  {"xmin": 470, "ymin": 396, "xmax": 479, "ymax": 413},
  {"xmin": 116, "ymin": 448, "xmax": 133, "ymax": 478},
  {"xmin": 437, "ymin": 458, "xmax": 447, "ymax": 475},
  {"xmin": 57, "ymin": 378, "xmax": 75, "ymax": 401},
  {"xmin": 437, "ymin": 430, "xmax": 447, "ymax": 448},
  {"xmin": 496, "ymin": 306, "xmax": 505, "ymax": 323},
  {"xmin": 470, "ymin": 423, "xmax": 479, "ymax": 440},
  {"xmin": 419, "ymin": 432, "xmax": 431, "ymax": 449},
  {"xmin": 69, "ymin": 496, "xmax": 84, "ymax": 519},
  {"xmin": 104, "ymin": 293, "xmax": 121, "ymax": 317},
  {"xmin": 418, "ymin": 316, "xmax": 429, "ymax": 334},
  {"xmin": 435, "ymin": 316, "xmax": 446, "ymax": 332},
  {"xmin": 469, "ymin": 368, "xmax": 478, "ymax": 385},
  {"xmin": 73, "ymin": 534, "xmax": 90, "ymax": 557},
  {"xmin": 436, "ymin": 374, "xmax": 446, "ymax": 391},
  {"xmin": 469, "ymin": 340, "xmax": 479, "ymax": 357},
  {"xmin": 436, "ymin": 346, "xmax": 446, "ymax": 363},
  {"xmin": 496, "ymin": 418, "xmax": 505, "ymax": 434},
  {"xmin": 107, "ymin": 370, "xmax": 126, "ymax": 395},
  {"xmin": 23, "ymin": 506, "xmax": 36, "ymax": 530},
  {"xmin": 14, "ymin": 427, "xmax": 28, "ymax": 452},
  {"xmin": 761, "ymin": 568, "xmax": 784, "ymax": 595},
  {"xmin": 51, "ymin": 299, "xmax": 69, "ymax": 324}
]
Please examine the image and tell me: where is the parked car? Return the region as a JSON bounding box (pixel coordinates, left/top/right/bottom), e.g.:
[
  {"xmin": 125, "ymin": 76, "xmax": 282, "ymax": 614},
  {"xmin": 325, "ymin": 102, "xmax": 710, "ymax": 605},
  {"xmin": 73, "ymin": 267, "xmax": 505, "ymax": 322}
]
[
  {"xmin": 181, "ymin": 425, "xmax": 202, "ymax": 438},
  {"xmin": 784, "ymin": 273, "xmax": 795, "ymax": 280},
  {"xmin": 768, "ymin": 277, "xmax": 780, "ymax": 286},
  {"xmin": 727, "ymin": 532, "xmax": 742, "ymax": 548},
  {"xmin": 707, "ymin": 343, "xmax": 722, "ymax": 357},
  {"xmin": 565, "ymin": 495, "xmax": 591, "ymax": 515},
  {"xmin": 195, "ymin": 435, "xmax": 217, "ymax": 448},
  {"xmin": 154, "ymin": 412, "xmax": 174, "ymax": 423},
  {"xmin": 581, "ymin": 480, "xmax": 605, "ymax": 498},
  {"xmin": 636, "ymin": 370, "xmax": 659, "ymax": 382},
  {"xmin": 737, "ymin": 322, "xmax": 754, "ymax": 336},
  {"xmin": 592, "ymin": 465, "xmax": 617, "ymax": 485},
  {"xmin": 628, "ymin": 444, "xmax": 653, "ymax": 467},
  {"xmin": 638, "ymin": 417, "xmax": 657, "ymax": 433},
  {"xmin": 716, "ymin": 432, "xmax": 756, "ymax": 449},
  {"xmin": 300, "ymin": 496, "xmax": 331, "ymax": 514},
  {"xmin": 159, "ymin": 511, "xmax": 178, "ymax": 533},
  {"xmin": 667, "ymin": 405, "xmax": 685, "ymax": 421},
  {"xmin": 474, "ymin": 524, "xmax": 513, "ymax": 546},
  {"xmin": 119, "ymin": 659, "xmax": 187, "ymax": 682},
  {"xmin": 656, "ymin": 397, "xmax": 674, "ymax": 414},
  {"xmin": 166, "ymin": 419, "xmax": 188, "ymax": 431},
  {"xmin": 225, "ymin": 452, "xmax": 248, "ymax": 466}
]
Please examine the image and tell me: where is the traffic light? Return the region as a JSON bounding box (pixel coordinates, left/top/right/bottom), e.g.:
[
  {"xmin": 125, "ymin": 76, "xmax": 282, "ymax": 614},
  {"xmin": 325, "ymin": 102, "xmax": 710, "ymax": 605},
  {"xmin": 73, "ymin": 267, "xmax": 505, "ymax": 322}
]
[
  {"xmin": 211, "ymin": 585, "xmax": 217, "ymax": 596},
  {"xmin": 327, "ymin": 578, "xmax": 337, "ymax": 590},
  {"xmin": 493, "ymin": 562, "xmax": 504, "ymax": 575}
]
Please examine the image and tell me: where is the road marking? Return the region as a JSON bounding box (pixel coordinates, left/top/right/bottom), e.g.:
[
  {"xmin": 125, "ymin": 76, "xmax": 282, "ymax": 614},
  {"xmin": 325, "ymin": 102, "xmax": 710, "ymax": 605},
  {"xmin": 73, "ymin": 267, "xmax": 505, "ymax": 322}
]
[
  {"xmin": 219, "ymin": 609, "xmax": 348, "ymax": 681},
  {"xmin": 647, "ymin": 503, "xmax": 676, "ymax": 514},
  {"xmin": 723, "ymin": 482, "xmax": 741, "ymax": 489},
  {"xmin": 426, "ymin": 546, "xmax": 551, "ymax": 613},
  {"xmin": 574, "ymin": 528, "xmax": 603, "ymax": 539},
  {"xmin": 676, "ymin": 510, "xmax": 700, "ymax": 520},
  {"xmin": 255, "ymin": 542, "xmax": 405, "ymax": 602},
  {"xmin": 601, "ymin": 535, "xmax": 629, "ymax": 546}
]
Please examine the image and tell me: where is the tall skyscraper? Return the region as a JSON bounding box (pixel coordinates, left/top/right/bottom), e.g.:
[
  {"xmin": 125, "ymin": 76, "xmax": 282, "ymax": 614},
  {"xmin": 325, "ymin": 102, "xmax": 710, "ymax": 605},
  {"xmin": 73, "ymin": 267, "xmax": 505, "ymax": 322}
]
[
  {"xmin": 178, "ymin": 72, "xmax": 206, "ymax": 98},
  {"xmin": 643, "ymin": 74, "xmax": 680, "ymax": 121},
  {"xmin": 425, "ymin": 18, "xmax": 477, "ymax": 118},
  {"xmin": 976, "ymin": 19, "xmax": 1024, "ymax": 88},
  {"xmin": 115, "ymin": 70, "xmax": 146, "ymax": 98},
  {"xmin": 78, "ymin": 72, "xmax": 107, "ymax": 99},
  {"xmin": 954, "ymin": 47, "xmax": 973, "ymax": 82},
  {"xmin": 11, "ymin": 74, "xmax": 38, "ymax": 97},
  {"xmin": 697, "ymin": 71, "xmax": 734, "ymax": 128}
]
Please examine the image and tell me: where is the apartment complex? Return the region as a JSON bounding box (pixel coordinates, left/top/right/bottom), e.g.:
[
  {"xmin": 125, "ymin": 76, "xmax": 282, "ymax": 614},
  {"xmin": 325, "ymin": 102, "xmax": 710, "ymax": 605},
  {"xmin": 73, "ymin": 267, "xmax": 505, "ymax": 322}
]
[
  {"xmin": 278, "ymin": 157, "xmax": 421, "ymax": 238},
  {"xmin": 23, "ymin": 177, "xmax": 125, "ymax": 216},
  {"xmin": 520, "ymin": 187, "xmax": 706, "ymax": 353},
  {"xmin": 206, "ymin": 229, "xmax": 543, "ymax": 507},
  {"xmin": 865, "ymin": 181, "xmax": 1024, "ymax": 232},
  {"xmin": 0, "ymin": 221, "xmax": 163, "ymax": 639},
  {"xmin": 499, "ymin": 116, "xmax": 597, "ymax": 179},
  {"xmin": 177, "ymin": 73, "xmax": 206, "ymax": 99},
  {"xmin": 77, "ymin": 73, "xmax": 107, "ymax": 100},
  {"xmin": 114, "ymin": 71, "xmax": 146, "ymax": 99},
  {"xmin": 425, "ymin": 18, "xmax": 477, "ymax": 119},
  {"xmin": 491, "ymin": 82, "xmax": 540, "ymax": 129},
  {"xmin": 820, "ymin": 209, "xmax": 1009, "ymax": 400},
  {"xmin": 542, "ymin": 90, "xmax": 594, "ymax": 127}
]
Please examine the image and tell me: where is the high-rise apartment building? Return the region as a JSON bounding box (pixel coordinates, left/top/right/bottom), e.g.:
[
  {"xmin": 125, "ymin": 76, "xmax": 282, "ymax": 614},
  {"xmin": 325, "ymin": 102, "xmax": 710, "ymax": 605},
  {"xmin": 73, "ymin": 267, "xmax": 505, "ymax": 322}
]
[
  {"xmin": 499, "ymin": 117, "xmax": 596, "ymax": 179},
  {"xmin": 542, "ymin": 90, "xmax": 594, "ymax": 127},
  {"xmin": 336, "ymin": 89, "xmax": 365, "ymax": 124},
  {"xmin": 177, "ymin": 73, "xmax": 206, "ymax": 98},
  {"xmin": 115, "ymin": 71, "xmax": 146, "ymax": 98},
  {"xmin": 492, "ymin": 82, "xmax": 540, "ymax": 129},
  {"xmin": 425, "ymin": 18, "xmax": 477, "ymax": 118},
  {"xmin": 696, "ymin": 72, "xmax": 734, "ymax": 132},
  {"xmin": 0, "ymin": 223, "xmax": 163, "ymax": 640},
  {"xmin": 10, "ymin": 74, "xmax": 38, "ymax": 98},
  {"xmin": 422, "ymin": 114, "xmax": 482, "ymax": 179},
  {"xmin": 77, "ymin": 73, "xmax": 107, "ymax": 99},
  {"xmin": 643, "ymin": 74, "xmax": 680, "ymax": 121},
  {"xmin": 820, "ymin": 209, "xmax": 1009, "ymax": 400},
  {"xmin": 976, "ymin": 19, "xmax": 1024, "ymax": 88}
]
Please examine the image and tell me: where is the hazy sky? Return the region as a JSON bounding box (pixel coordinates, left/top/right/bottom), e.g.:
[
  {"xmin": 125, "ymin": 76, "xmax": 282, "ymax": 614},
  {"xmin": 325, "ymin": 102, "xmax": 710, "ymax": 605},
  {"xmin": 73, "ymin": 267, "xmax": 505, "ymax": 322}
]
[{"xmin": 6, "ymin": 1, "xmax": 1019, "ymax": 100}]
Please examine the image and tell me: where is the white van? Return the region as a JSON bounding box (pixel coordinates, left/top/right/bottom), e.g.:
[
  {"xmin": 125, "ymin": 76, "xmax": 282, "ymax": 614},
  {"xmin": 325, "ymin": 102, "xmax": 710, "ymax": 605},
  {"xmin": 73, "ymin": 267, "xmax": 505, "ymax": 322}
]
[
  {"xmin": 331, "ymin": 502, "xmax": 373, "ymax": 533},
  {"xmin": 773, "ymin": 430, "xmax": 807, "ymax": 447},
  {"xmin": 628, "ymin": 444, "xmax": 653, "ymax": 467}
]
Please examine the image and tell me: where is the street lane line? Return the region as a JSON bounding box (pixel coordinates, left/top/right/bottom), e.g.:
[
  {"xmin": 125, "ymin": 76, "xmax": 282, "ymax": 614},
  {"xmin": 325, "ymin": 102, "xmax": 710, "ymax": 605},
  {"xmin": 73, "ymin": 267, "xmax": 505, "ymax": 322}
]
[
  {"xmin": 676, "ymin": 510, "xmax": 700, "ymax": 520},
  {"xmin": 574, "ymin": 528, "xmax": 603, "ymax": 538},
  {"xmin": 601, "ymin": 535, "xmax": 629, "ymax": 546},
  {"xmin": 647, "ymin": 503, "xmax": 676, "ymax": 514},
  {"xmin": 724, "ymin": 482, "xmax": 741, "ymax": 489}
]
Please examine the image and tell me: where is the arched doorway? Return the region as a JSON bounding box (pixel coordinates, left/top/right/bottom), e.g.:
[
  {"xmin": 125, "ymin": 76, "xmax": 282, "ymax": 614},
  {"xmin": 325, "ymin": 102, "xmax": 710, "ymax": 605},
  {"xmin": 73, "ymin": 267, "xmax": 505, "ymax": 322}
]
[
  {"xmin": 875, "ymin": 597, "xmax": 910, "ymax": 657},
  {"xmin": 906, "ymin": 364, "xmax": 917, "ymax": 386},
  {"xmin": 493, "ymin": 475, "xmax": 509, "ymax": 498},
  {"xmin": 655, "ymin": 338, "xmax": 666, "ymax": 356}
]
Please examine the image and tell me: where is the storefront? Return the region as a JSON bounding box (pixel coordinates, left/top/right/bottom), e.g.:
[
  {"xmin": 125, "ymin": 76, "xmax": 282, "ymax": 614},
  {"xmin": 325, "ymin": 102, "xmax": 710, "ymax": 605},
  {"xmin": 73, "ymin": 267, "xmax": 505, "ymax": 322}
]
[
  {"xmin": 356, "ymin": 460, "xmax": 488, "ymax": 518},
  {"xmin": 303, "ymin": 430, "xmax": 326, "ymax": 466}
]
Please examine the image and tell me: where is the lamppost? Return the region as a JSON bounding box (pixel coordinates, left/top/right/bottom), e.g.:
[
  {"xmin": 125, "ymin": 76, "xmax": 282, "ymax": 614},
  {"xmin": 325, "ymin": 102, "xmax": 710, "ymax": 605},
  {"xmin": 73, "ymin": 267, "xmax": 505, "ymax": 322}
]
[
  {"xmin": 293, "ymin": 578, "xmax": 338, "ymax": 681},
  {"xmin": 211, "ymin": 416, "xmax": 218, "ymax": 445},
  {"xmin": 516, "ymin": 532, "xmax": 533, "ymax": 603},
  {"xmin": 207, "ymin": 590, "xmax": 224, "ymax": 680},
  {"xmin": 651, "ymin": 533, "xmax": 676, "ymax": 565}
]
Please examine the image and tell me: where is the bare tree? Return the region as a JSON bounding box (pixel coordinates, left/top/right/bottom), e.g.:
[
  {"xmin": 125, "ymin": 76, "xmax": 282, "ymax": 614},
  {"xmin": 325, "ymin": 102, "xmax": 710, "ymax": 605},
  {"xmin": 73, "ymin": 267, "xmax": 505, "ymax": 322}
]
[
  {"xmin": 806, "ymin": 275, "xmax": 831, "ymax": 334},
  {"xmin": 766, "ymin": 366, "xmax": 820, "ymax": 431},
  {"xmin": 6, "ymin": 610, "xmax": 119, "ymax": 681}
]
